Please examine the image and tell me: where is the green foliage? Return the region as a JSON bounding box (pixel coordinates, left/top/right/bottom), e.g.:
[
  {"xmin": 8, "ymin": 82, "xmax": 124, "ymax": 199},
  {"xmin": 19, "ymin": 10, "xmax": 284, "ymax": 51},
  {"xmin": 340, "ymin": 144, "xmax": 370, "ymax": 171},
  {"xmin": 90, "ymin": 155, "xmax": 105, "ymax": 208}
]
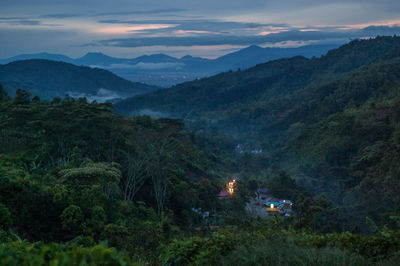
[
  {"xmin": 0, "ymin": 203, "xmax": 12, "ymax": 230},
  {"xmin": 60, "ymin": 161, "xmax": 121, "ymax": 187},
  {"xmin": 160, "ymin": 227, "xmax": 379, "ymax": 266},
  {"xmin": 0, "ymin": 241, "xmax": 139, "ymax": 265},
  {"xmin": 83, "ymin": 206, "xmax": 106, "ymax": 236},
  {"xmin": 0, "ymin": 86, "xmax": 231, "ymax": 264},
  {"xmin": 101, "ymin": 224, "xmax": 129, "ymax": 250},
  {"xmin": 0, "ymin": 84, "xmax": 9, "ymax": 102},
  {"xmin": 61, "ymin": 205, "xmax": 83, "ymax": 233},
  {"xmin": 2, "ymin": 37, "xmax": 400, "ymax": 264},
  {"xmin": 69, "ymin": 146, "xmax": 83, "ymax": 167},
  {"xmin": 114, "ymin": 36, "xmax": 400, "ymax": 231},
  {"xmin": 160, "ymin": 231, "xmax": 235, "ymax": 265},
  {"xmin": 221, "ymin": 236, "xmax": 367, "ymax": 266},
  {"xmin": 296, "ymin": 228, "xmax": 400, "ymax": 262}
]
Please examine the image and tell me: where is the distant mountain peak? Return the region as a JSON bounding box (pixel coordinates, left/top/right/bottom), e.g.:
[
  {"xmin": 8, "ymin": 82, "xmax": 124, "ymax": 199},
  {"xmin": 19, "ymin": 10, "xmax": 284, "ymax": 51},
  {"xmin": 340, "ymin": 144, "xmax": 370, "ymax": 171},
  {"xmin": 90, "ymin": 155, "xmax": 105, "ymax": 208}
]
[
  {"xmin": 247, "ymin": 45, "xmax": 262, "ymax": 49},
  {"xmin": 181, "ymin": 55, "xmax": 193, "ymax": 59},
  {"xmin": 80, "ymin": 52, "xmax": 113, "ymax": 58},
  {"xmin": 138, "ymin": 53, "xmax": 176, "ymax": 59}
]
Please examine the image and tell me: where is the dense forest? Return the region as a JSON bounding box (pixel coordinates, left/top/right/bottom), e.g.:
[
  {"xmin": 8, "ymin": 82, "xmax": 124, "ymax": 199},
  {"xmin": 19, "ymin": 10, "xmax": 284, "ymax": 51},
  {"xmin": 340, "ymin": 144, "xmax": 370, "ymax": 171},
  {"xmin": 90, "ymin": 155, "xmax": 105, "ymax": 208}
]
[
  {"xmin": 1, "ymin": 37, "xmax": 400, "ymax": 265},
  {"xmin": 116, "ymin": 36, "xmax": 400, "ymax": 230}
]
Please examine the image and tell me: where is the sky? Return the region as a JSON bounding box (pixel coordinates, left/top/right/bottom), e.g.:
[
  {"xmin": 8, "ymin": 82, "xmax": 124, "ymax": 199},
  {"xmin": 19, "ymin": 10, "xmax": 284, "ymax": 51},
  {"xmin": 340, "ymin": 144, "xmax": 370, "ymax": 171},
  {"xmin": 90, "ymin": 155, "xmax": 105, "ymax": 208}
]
[{"xmin": 0, "ymin": 0, "xmax": 399, "ymax": 59}]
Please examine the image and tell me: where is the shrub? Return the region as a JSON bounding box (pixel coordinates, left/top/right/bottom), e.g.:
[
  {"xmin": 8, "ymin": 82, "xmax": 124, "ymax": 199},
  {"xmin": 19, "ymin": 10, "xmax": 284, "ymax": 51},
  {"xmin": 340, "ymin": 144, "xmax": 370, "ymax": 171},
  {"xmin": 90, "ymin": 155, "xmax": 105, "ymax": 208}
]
[
  {"xmin": 0, "ymin": 241, "xmax": 139, "ymax": 266},
  {"xmin": 0, "ymin": 203, "xmax": 12, "ymax": 230}
]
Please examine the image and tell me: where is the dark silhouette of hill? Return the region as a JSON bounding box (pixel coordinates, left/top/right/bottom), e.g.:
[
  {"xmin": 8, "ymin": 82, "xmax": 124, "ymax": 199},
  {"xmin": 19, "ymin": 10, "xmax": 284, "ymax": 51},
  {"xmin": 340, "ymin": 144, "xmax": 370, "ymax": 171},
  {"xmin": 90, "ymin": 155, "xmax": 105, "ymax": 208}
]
[{"xmin": 0, "ymin": 59, "xmax": 158, "ymax": 100}]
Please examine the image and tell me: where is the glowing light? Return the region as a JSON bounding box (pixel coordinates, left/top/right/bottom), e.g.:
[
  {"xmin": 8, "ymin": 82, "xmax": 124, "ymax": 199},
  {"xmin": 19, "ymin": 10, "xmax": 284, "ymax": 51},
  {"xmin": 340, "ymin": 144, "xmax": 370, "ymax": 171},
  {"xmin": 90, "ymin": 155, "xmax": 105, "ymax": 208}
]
[{"xmin": 227, "ymin": 178, "xmax": 236, "ymax": 195}]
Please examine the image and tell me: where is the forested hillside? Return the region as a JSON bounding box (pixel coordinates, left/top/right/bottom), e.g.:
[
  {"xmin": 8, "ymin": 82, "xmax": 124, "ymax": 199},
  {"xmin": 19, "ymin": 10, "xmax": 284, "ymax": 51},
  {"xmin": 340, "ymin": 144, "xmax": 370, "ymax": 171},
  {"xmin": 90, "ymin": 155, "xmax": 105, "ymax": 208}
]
[
  {"xmin": 0, "ymin": 85, "xmax": 234, "ymax": 262},
  {"xmin": 115, "ymin": 36, "xmax": 400, "ymax": 230},
  {"xmin": 0, "ymin": 59, "xmax": 158, "ymax": 100},
  {"xmin": 116, "ymin": 36, "xmax": 400, "ymax": 126},
  {"xmin": 2, "ymin": 85, "xmax": 400, "ymax": 265}
]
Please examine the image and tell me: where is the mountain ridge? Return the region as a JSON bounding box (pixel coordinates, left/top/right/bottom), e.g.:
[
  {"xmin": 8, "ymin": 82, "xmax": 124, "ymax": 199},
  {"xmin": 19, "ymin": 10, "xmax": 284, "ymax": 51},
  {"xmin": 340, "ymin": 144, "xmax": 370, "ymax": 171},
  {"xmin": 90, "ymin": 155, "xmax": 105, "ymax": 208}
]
[
  {"xmin": 114, "ymin": 36, "xmax": 400, "ymax": 223},
  {"xmin": 0, "ymin": 44, "xmax": 341, "ymax": 86},
  {"xmin": 0, "ymin": 59, "xmax": 158, "ymax": 101},
  {"xmin": 115, "ymin": 37, "xmax": 400, "ymax": 119}
]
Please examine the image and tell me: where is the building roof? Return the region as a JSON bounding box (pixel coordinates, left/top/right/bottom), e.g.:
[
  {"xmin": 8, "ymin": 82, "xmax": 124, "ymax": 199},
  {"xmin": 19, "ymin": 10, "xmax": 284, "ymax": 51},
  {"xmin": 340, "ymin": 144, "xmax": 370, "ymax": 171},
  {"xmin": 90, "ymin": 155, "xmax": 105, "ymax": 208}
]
[
  {"xmin": 257, "ymin": 188, "xmax": 269, "ymax": 194},
  {"xmin": 266, "ymin": 202, "xmax": 282, "ymax": 205},
  {"xmin": 218, "ymin": 190, "xmax": 229, "ymax": 197}
]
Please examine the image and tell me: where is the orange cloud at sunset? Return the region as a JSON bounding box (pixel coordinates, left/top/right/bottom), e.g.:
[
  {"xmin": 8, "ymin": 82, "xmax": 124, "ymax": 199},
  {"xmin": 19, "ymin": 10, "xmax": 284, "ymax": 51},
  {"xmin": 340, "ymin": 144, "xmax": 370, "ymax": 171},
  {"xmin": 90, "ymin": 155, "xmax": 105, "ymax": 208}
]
[{"xmin": 94, "ymin": 24, "xmax": 177, "ymax": 34}]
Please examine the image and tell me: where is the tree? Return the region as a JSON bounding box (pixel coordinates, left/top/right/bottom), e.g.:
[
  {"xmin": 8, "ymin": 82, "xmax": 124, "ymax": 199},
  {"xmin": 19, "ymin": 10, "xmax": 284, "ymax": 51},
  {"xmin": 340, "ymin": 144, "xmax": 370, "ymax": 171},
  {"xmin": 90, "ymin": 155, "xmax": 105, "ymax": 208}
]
[
  {"xmin": 59, "ymin": 161, "xmax": 122, "ymax": 198},
  {"xmin": 101, "ymin": 224, "xmax": 129, "ymax": 250},
  {"xmin": 247, "ymin": 178, "xmax": 259, "ymax": 197},
  {"xmin": 61, "ymin": 205, "xmax": 83, "ymax": 235},
  {"xmin": 0, "ymin": 84, "xmax": 9, "ymax": 102},
  {"xmin": 0, "ymin": 203, "xmax": 12, "ymax": 230},
  {"xmin": 13, "ymin": 89, "xmax": 30, "ymax": 105},
  {"xmin": 122, "ymin": 145, "xmax": 149, "ymax": 201},
  {"xmin": 148, "ymin": 137, "xmax": 178, "ymax": 218},
  {"xmin": 69, "ymin": 146, "xmax": 83, "ymax": 167},
  {"xmin": 83, "ymin": 206, "xmax": 106, "ymax": 237}
]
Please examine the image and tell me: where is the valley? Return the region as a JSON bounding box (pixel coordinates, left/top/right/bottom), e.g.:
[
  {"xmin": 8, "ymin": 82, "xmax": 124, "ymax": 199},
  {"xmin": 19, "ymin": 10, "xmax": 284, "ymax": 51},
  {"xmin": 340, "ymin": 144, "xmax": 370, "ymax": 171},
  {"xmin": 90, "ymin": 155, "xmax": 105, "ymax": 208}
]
[{"xmin": 1, "ymin": 28, "xmax": 400, "ymax": 265}]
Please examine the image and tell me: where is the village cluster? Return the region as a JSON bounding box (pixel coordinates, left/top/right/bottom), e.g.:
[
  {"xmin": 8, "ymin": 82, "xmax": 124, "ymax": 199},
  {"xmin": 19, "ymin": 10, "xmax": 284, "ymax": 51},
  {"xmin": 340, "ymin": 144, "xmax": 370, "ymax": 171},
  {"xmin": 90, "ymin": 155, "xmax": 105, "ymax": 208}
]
[
  {"xmin": 218, "ymin": 177, "xmax": 293, "ymax": 217},
  {"xmin": 255, "ymin": 188, "xmax": 293, "ymax": 216}
]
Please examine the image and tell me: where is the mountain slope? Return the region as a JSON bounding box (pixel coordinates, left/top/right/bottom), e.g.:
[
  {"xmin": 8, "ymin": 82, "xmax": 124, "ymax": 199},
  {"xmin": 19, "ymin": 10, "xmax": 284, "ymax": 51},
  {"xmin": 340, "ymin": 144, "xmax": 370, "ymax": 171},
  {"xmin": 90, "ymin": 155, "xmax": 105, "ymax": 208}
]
[
  {"xmin": 115, "ymin": 36, "xmax": 400, "ymax": 121},
  {"xmin": 278, "ymin": 58, "xmax": 400, "ymax": 227},
  {"xmin": 0, "ymin": 52, "xmax": 74, "ymax": 64},
  {"xmin": 114, "ymin": 36, "xmax": 400, "ymax": 228},
  {"xmin": 74, "ymin": 52, "xmax": 123, "ymax": 66},
  {"xmin": 0, "ymin": 44, "xmax": 339, "ymax": 87},
  {"xmin": 212, "ymin": 44, "xmax": 339, "ymax": 71},
  {"xmin": 0, "ymin": 59, "xmax": 158, "ymax": 100}
]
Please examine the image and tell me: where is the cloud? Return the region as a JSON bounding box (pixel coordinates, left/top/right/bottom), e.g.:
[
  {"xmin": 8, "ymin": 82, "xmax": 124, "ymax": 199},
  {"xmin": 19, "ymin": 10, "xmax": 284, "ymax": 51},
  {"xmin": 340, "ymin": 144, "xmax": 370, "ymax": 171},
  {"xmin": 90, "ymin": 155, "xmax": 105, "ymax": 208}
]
[
  {"xmin": 173, "ymin": 30, "xmax": 222, "ymax": 36},
  {"xmin": 97, "ymin": 35, "xmax": 271, "ymax": 47},
  {"xmin": 94, "ymin": 8, "xmax": 188, "ymax": 16},
  {"xmin": 40, "ymin": 13, "xmax": 83, "ymax": 18},
  {"xmin": 0, "ymin": 17, "xmax": 62, "ymax": 27},
  {"xmin": 0, "ymin": 18, "xmax": 41, "ymax": 26},
  {"xmin": 93, "ymin": 24, "xmax": 178, "ymax": 35},
  {"xmin": 98, "ymin": 18, "xmax": 287, "ymax": 31},
  {"xmin": 67, "ymin": 88, "xmax": 121, "ymax": 103},
  {"xmin": 95, "ymin": 19, "xmax": 293, "ymax": 38},
  {"xmin": 360, "ymin": 25, "xmax": 400, "ymax": 35},
  {"xmin": 88, "ymin": 25, "xmax": 400, "ymax": 48},
  {"xmin": 0, "ymin": 0, "xmax": 399, "ymax": 58}
]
